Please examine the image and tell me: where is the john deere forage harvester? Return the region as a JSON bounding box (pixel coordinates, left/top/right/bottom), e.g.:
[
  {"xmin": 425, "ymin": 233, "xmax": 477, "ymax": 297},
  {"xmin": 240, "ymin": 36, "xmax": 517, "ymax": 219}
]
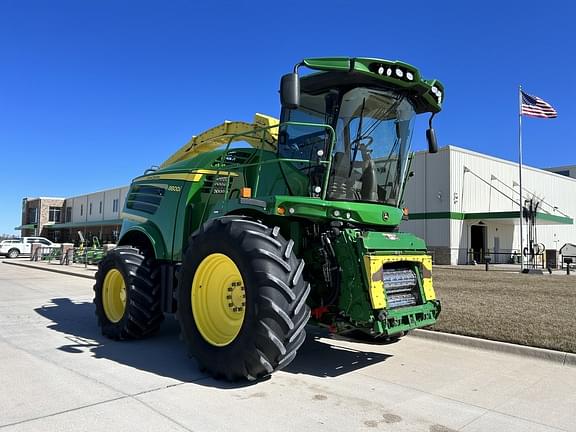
[{"xmin": 94, "ymin": 57, "xmax": 443, "ymax": 380}]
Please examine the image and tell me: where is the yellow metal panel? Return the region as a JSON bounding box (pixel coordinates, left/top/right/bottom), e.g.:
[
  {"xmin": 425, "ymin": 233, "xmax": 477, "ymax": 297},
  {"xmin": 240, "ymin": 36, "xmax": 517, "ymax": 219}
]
[
  {"xmin": 134, "ymin": 170, "xmax": 240, "ymax": 183},
  {"xmin": 159, "ymin": 113, "xmax": 279, "ymax": 169},
  {"xmin": 253, "ymin": 113, "xmax": 279, "ymax": 140},
  {"xmin": 134, "ymin": 172, "xmax": 204, "ymax": 182},
  {"xmin": 120, "ymin": 212, "xmax": 148, "ymax": 223},
  {"xmin": 363, "ymin": 256, "xmax": 387, "ymax": 309},
  {"xmin": 191, "ymin": 169, "xmax": 239, "ymax": 177},
  {"xmin": 362, "ymin": 254, "xmax": 436, "ymax": 308}
]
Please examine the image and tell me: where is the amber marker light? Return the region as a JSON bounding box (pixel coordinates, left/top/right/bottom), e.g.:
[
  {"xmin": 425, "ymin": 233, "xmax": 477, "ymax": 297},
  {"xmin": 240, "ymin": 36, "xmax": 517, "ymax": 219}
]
[
  {"xmin": 240, "ymin": 187, "xmax": 252, "ymax": 198},
  {"xmin": 277, "ymin": 207, "xmax": 286, "ymax": 215}
]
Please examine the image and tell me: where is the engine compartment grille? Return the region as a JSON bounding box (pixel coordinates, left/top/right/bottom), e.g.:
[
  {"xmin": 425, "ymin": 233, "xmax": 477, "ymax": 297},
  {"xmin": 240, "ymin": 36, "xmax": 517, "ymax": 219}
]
[{"xmin": 382, "ymin": 268, "xmax": 419, "ymax": 308}]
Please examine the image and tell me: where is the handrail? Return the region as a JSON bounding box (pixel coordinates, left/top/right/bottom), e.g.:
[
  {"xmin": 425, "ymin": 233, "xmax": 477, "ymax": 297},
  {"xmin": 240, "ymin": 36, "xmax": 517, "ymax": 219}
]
[{"xmin": 198, "ymin": 121, "xmax": 336, "ymax": 223}]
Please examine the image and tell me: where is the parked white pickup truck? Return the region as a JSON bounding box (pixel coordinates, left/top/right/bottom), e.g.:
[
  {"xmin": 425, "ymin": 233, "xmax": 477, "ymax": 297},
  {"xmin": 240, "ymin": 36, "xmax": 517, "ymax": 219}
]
[{"xmin": 0, "ymin": 237, "xmax": 60, "ymax": 258}]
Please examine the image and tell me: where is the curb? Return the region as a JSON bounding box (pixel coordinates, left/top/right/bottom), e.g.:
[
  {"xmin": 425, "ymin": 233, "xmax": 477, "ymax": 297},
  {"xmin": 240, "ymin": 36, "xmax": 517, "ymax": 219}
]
[
  {"xmin": 2, "ymin": 260, "xmax": 96, "ymax": 280},
  {"xmin": 410, "ymin": 329, "xmax": 576, "ymax": 367}
]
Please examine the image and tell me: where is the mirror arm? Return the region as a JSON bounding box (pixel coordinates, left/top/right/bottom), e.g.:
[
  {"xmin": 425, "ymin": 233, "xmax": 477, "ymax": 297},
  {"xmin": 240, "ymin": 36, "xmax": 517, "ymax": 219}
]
[
  {"xmin": 293, "ymin": 62, "xmax": 304, "ymax": 74},
  {"xmin": 428, "ymin": 112, "xmax": 436, "ymax": 129}
]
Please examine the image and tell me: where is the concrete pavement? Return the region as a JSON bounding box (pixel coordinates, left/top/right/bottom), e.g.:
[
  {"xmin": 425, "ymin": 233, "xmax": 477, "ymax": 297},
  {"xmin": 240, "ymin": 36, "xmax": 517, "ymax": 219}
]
[{"xmin": 1, "ymin": 263, "xmax": 575, "ymax": 432}]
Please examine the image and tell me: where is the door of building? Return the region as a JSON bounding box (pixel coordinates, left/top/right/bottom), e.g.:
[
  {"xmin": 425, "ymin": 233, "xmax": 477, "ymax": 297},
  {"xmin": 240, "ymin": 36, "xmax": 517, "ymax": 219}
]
[{"xmin": 471, "ymin": 224, "xmax": 487, "ymax": 263}]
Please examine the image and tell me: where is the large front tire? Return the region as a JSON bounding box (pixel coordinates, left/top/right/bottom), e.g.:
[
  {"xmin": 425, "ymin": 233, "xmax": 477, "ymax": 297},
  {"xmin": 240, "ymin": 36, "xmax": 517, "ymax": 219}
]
[
  {"xmin": 94, "ymin": 246, "xmax": 164, "ymax": 339},
  {"xmin": 177, "ymin": 216, "xmax": 310, "ymax": 381}
]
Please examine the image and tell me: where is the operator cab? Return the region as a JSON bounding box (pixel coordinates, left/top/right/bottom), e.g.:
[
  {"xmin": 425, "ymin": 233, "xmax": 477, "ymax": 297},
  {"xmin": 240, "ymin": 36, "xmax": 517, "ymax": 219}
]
[{"xmin": 279, "ymin": 78, "xmax": 416, "ymax": 206}]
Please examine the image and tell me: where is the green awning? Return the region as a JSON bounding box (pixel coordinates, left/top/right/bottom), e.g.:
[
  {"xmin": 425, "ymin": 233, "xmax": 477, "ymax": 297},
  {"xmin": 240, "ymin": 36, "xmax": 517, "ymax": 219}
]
[
  {"xmin": 409, "ymin": 211, "xmax": 573, "ymax": 225},
  {"xmin": 46, "ymin": 219, "xmax": 123, "ymax": 229},
  {"xmin": 15, "ymin": 224, "xmax": 37, "ymax": 230}
]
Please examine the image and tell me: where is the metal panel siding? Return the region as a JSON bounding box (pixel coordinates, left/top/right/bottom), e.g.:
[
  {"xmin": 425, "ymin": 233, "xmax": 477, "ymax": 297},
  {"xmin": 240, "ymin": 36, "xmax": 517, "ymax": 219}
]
[
  {"xmin": 402, "ymin": 154, "xmax": 426, "ymax": 212},
  {"xmin": 403, "ymin": 146, "xmax": 576, "ymax": 264},
  {"xmin": 401, "ymin": 148, "xmax": 451, "ymax": 250},
  {"xmin": 64, "ymin": 187, "xmax": 129, "ymax": 226},
  {"xmin": 86, "ymin": 192, "xmax": 102, "ymax": 222},
  {"xmin": 448, "ymin": 146, "xmax": 576, "ymax": 258}
]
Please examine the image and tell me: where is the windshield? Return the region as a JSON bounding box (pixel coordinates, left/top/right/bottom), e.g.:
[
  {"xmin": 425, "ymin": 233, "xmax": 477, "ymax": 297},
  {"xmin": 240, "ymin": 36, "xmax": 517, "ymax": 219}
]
[
  {"xmin": 328, "ymin": 88, "xmax": 415, "ymax": 205},
  {"xmin": 279, "ymin": 87, "xmax": 415, "ymax": 205}
]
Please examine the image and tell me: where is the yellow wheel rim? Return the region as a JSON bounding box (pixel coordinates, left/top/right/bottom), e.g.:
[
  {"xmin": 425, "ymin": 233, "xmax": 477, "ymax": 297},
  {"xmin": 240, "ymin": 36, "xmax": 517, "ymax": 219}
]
[
  {"xmin": 191, "ymin": 253, "xmax": 246, "ymax": 347},
  {"xmin": 102, "ymin": 268, "xmax": 127, "ymax": 323}
]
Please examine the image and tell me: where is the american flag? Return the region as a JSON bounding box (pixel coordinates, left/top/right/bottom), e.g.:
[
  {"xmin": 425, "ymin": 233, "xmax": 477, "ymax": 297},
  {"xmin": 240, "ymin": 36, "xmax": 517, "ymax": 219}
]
[{"xmin": 521, "ymin": 91, "xmax": 557, "ymax": 119}]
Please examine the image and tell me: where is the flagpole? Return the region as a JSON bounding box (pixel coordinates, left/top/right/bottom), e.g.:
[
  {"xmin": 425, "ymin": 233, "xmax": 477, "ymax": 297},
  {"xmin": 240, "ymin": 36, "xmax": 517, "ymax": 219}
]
[{"xmin": 518, "ymin": 85, "xmax": 524, "ymax": 272}]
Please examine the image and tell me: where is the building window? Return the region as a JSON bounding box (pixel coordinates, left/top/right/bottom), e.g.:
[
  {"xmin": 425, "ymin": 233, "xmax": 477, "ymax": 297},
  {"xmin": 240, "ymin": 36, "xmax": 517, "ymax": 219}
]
[
  {"xmin": 113, "ymin": 198, "xmax": 119, "ymax": 213},
  {"xmin": 65, "ymin": 207, "xmax": 72, "ymax": 222},
  {"xmin": 80, "ymin": 204, "xmax": 83, "ymax": 216},
  {"xmin": 27, "ymin": 208, "xmax": 38, "ymax": 224},
  {"xmin": 48, "ymin": 207, "xmax": 61, "ymax": 223},
  {"xmin": 99, "ymin": 201, "xmax": 102, "ymax": 214},
  {"xmin": 89, "ymin": 203, "xmax": 92, "ymax": 215}
]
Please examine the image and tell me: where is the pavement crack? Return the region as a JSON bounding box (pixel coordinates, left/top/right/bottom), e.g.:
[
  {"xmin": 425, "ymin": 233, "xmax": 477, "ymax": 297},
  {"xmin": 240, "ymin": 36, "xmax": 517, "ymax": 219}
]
[{"xmin": 0, "ymin": 396, "xmax": 128, "ymax": 429}]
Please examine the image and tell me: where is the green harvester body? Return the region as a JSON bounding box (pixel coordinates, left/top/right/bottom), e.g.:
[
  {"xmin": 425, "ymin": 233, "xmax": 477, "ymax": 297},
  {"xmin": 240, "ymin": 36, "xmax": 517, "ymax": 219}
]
[{"xmin": 100, "ymin": 57, "xmax": 443, "ymax": 380}]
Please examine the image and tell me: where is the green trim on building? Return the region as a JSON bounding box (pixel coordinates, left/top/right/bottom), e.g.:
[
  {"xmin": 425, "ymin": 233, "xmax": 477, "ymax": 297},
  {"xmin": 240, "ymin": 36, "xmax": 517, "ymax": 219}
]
[
  {"xmin": 15, "ymin": 223, "xmax": 37, "ymax": 230},
  {"xmin": 409, "ymin": 211, "xmax": 572, "ymax": 225},
  {"xmin": 535, "ymin": 212, "xmax": 573, "ymax": 224},
  {"xmin": 47, "ymin": 219, "xmax": 123, "ymax": 229}
]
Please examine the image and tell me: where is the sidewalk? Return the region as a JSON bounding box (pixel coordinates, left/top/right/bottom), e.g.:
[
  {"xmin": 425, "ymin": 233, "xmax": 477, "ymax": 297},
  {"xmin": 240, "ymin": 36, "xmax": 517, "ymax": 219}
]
[
  {"xmin": 4, "ymin": 257, "xmax": 576, "ymax": 366},
  {"xmin": 2, "ymin": 258, "xmax": 97, "ymax": 279}
]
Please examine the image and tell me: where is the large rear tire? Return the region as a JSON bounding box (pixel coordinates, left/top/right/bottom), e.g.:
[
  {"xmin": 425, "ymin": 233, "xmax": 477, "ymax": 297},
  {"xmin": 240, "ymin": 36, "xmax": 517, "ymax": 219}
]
[
  {"xmin": 94, "ymin": 246, "xmax": 164, "ymax": 339},
  {"xmin": 177, "ymin": 216, "xmax": 310, "ymax": 381}
]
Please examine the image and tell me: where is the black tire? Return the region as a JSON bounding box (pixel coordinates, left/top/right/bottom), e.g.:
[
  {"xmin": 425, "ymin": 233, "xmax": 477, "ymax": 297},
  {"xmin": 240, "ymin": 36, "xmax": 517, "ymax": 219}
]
[
  {"xmin": 177, "ymin": 216, "xmax": 311, "ymax": 381},
  {"xmin": 93, "ymin": 246, "xmax": 164, "ymax": 339},
  {"xmin": 7, "ymin": 248, "xmax": 19, "ymax": 259}
]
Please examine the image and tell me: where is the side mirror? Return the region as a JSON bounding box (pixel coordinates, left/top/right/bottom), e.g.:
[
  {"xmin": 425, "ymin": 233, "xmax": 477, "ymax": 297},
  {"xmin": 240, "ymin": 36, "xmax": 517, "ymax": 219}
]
[
  {"xmin": 426, "ymin": 128, "xmax": 438, "ymax": 154},
  {"xmin": 280, "ymin": 73, "xmax": 300, "ymax": 109}
]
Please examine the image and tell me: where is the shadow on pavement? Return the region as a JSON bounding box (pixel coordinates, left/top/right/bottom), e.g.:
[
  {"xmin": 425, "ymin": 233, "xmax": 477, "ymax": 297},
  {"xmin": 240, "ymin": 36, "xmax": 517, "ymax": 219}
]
[{"xmin": 35, "ymin": 298, "xmax": 391, "ymax": 387}]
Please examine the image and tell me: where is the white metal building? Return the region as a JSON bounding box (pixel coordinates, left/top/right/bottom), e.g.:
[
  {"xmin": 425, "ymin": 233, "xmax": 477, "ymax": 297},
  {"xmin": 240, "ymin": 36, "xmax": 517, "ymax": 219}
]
[{"xmin": 401, "ymin": 146, "xmax": 575, "ymax": 265}]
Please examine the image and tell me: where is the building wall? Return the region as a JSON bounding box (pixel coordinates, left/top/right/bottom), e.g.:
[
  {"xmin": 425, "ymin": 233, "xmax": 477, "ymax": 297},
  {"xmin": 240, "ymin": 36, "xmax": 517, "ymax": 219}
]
[
  {"xmin": 401, "ymin": 147, "xmax": 452, "ymax": 263},
  {"xmin": 20, "ymin": 197, "xmax": 65, "ymax": 239},
  {"xmin": 401, "ymin": 146, "xmax": 576, "ymax": 265},
  {"xmin": 64, "ymin": 186, "xmax": 128, "ymax": 225},
  {"xmin": 450, "ymin": 146, "xmax": 576, "ymax": 257}
]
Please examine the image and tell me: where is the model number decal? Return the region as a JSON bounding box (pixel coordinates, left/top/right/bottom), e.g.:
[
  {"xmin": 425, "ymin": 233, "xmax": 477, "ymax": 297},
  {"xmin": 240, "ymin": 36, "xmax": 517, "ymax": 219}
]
[{"xmin": 167, "ymin": 185, "xmax": 182, "ymax": 192}]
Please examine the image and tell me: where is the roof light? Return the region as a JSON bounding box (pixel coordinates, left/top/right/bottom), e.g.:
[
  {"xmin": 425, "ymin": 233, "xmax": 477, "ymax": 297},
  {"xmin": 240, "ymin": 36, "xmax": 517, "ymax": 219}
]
[
  {"xmin": 386, "ymin": 68, "xmax": 393, "ymax": 77},
  {"xmin": 377, "ymin": 66, "xmax": 385, "ymax": 75},
  {"xmin": 406, "ymin": 71, "xmax": 414, "ymax": 81},
  {"xmin": 395, "ymin": 68, "xmax": 404, "ymax": 78}
]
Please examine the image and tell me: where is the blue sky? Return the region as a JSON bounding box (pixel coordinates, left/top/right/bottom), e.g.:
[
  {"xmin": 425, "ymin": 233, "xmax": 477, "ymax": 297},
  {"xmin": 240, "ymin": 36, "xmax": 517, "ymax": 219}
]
[{"xmin": 1, "ymin": 0, "xmax": 574, "ymax": 234}]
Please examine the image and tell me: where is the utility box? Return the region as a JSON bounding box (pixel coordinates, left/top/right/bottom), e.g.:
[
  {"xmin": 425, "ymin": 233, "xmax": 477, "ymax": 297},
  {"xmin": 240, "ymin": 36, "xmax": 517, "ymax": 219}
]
[{"xmin": 545, "ymin": 249, "xmax": 558, "ymax": 269}]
